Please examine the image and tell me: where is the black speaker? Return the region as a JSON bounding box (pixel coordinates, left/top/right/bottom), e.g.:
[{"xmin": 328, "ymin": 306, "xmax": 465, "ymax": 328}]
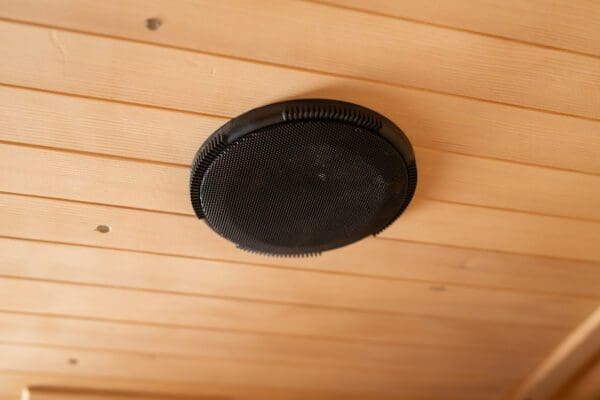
[{"xmin": 190, "ymin": 99, "xmax": 416, "ymax": 256}]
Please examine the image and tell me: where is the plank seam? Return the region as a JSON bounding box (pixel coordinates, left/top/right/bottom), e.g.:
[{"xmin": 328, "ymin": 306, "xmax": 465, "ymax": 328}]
[
  {"xmin": 3, "ymin": 143, "xmax": 600, "ymax": 224},
  {"xmin": 306, "ymin": 0, "xmax": 600, "ymax": 59},
  {"xmin": 0, "ymin": 17, "xmax": 597, "ymax": 122},
  {"xmin": 2, "ymin": 235, "xmax": 598, "ymax": 299},
  {"xmin": 3, "ymin": 190, "xmax": 600, "ymax": 266},
  {"xmin": 3, "ymin": 82, "xmax": 600, "ymax": 177},
  {"xmin": 0, "ymin": 308, "xmax": 561, "ymax": 349},
  {"xmin": 0, "ymin": 275, "xmax": 577, "ymax": 330}
]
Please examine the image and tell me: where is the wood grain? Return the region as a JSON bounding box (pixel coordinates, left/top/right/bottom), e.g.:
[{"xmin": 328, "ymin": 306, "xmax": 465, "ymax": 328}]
[
  {"xmin": 321, "ymin": 0, "xmax": 600, "ymax": 56},
  {"xmin": 22, "ymin": 387, "xmax": 226, "ymax": 400},
  {"xmin": 511, "ymin": 306, "xmax": 600, "ymax": 400},
  {"xmin": 381, "ymin": 199, "xmax": 600, "ymax": 263},
  {"xmin": 2, "ymin": 192, "xmax": 600, "ymax": 288},
  {"xmin": 1, "ymin": 237, "xmax": 596, "ymax": 327},
  {"xmin": 0, "ymin": 1, "xmax": 598, "ymax": 118},
  {"xmin": 3, "ymin": 99, "xmax": 600, "ymax": 222},
  {"xmin": 555, "ymin": 357, "xmax": 600, "ymax": 400},
  {"xmin": 0, "ymin": 312, "xmax": 551, "ymax": 372},
  {"xmin": 3, "ymin": 234, "xmax": 600, "ymax": 302},
  {"xmin": 0, "ymin": 22, "xmax": 599, "ymax": 175},
  {"xmin": 0, "ymin": 271, "xmax": 589, "ymax": 347},
  {"xmin": 0, "ymin": 3, "xmax": 599, "ymax": 398},
  {"xmin": 2, "ymin": 147, "xmax": 600, "ymax": 262},
  {"xmin": 0, "ymin": 343, "xmax": 512, "ymax": 400},
  {"xmin": 0, "ymin": 342, "xmax": 526, "ymax": 399},
  {"xmin": 0, "ymin": 370, "xmax": 400, "ymax": 400}
]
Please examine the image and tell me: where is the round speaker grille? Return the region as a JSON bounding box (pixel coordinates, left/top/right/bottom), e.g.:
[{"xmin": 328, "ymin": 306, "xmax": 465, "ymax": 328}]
[{"xmin": 190, "ymin": 99, "xmax": 416, "ymax": 256}]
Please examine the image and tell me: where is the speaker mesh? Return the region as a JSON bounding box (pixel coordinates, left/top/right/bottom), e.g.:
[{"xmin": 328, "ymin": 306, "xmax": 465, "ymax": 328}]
[{"xmin": 198, "ymin": 120, "xmax": 411, "ymax": 255}]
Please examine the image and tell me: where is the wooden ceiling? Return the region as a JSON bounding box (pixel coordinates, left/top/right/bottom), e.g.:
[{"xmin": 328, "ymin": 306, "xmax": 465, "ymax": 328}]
[{"xmin": 0, "ymin": 1, "xmax": 599, "ymax": 399}]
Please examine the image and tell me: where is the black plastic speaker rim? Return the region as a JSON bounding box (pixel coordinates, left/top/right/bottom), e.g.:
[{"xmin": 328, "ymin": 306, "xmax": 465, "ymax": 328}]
[{"xmin": 190, "ymin": 99, "xmax": 417, "ymax": 256}]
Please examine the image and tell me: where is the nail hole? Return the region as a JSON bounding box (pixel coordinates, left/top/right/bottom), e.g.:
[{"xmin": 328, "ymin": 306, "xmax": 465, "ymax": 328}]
[
  {"xmin": 68, "ymin": 358, "xmax": 78, "ymax": 365},
  {"xmin": 96, "ymin": 225, "xmax": 111, "ymax": 233},
  {"xmin": 145, "ymin": 17, "xmax": 162, "ymax": 31}
]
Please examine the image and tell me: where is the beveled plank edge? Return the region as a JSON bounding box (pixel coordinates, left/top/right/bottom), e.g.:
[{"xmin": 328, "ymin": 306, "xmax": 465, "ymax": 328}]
[
  {"xmin": 2, "ymin": 234, "xmax": 599, "ymax": 299},
  {"xmin": 3, "ymin": 82, "xmax": 600, "ymax": 177},
  {"xmin": 3, "ymin": 139, "xmax": 600, "ymax": 223},
  {"xmin": 0, "ymin": 15, "xmax": 597, "ymax": 123},
  {"xmin": 2, "ymin": 189, "xmax": 600, "ymax": 291},
  {"xmin": 311, "ymin": 0, "xmax": 600, "ymax": 58}
]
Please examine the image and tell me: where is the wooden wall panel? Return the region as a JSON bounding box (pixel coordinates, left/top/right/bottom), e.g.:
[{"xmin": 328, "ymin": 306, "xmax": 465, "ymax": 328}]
[
  {"xmin": 322, "ymin": 0, "xmax": 600, "ymax": 56},
  {"xmin": 1, "ymin": 1, "xmax": 599, "ymax": 399},
  {"xmin": 0, "ymin": 312, "xmax": 548, "ymax": 371},
  {"xmin": 0, "ymin": 342, "xmax": 509, "ymax": 398},
  {"xmin": 1, "ymin": 22, "xmax": 599, "ymax": 176},
  {"xmin": 3, "ymin": 95, "xmax": 600, "ymax": 222},
  {"xmin": 3, "ymin": 85, "xmax": 600, "ymax": 176},
  {"xmin": 0, "ymin": 370, "xmax": 399, "ymax": 400},
  {"xmin": 2, "ymin": 153, "xmax": 600, "ymax": 261},
  {"xmin": 1, "ymin": 238, "xmax": 596, "ymax": 328},
  {"xmin": 4, "ymin": 140, "xmax": 600, "ymax": 223},
  {"xmin": 0, "ymin": 195, "xmax": 599, "ymax": 295},
  {"xmin": 22, "ymin": 387, "xmax": 226, "ymax": 400},
  {"xmin": 0, "ymin": 1, "xmax": 598, "ymax": 119}
]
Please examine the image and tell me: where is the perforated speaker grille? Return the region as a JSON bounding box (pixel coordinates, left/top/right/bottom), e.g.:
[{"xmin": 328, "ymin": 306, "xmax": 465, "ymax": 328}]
[{"xmin": 190, "ymin": 99, "xmax": 417, "ymax": 256}]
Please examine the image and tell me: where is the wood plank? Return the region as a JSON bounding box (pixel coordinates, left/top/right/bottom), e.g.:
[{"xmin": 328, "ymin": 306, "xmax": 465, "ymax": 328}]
[
  {"xmin": 381, "ymin": 199, "xmax": 600, "ymax": 263},
  {"xmin": 22, "ymin": 387, "xmax": 224, "ymax": 400},
  {"xmin": 2, "ymin": 148, "xmax": 600, "ymax": 263},
  {"xmin": 0, "ymin": 370, "xmax": 399, "ymax": 400},
  {"xmin": 2, "ymin": 192, "xmax": 600, "ymax": 294},
  {"xmin": 0, "ymin": 86, "xmax": 223, "ymax": 165},
  {"xmin": 3, "ymin": 102, "xmax": 600, "ymax": 223},
  {"xmin": 0, "ymin": 144, "xmax": 188, "ymax": 214},
  {"xmin": 322, "ymin": 0, "xmax": 600, "ymax": 56},
  {"xmin": 0, "ymin": 23, "xmax": 599, "ymax": 175},
  {"xmin": 511, "ymin": 306, "xmax": 600, "ymax": 400},
  {"xmin": 0, "ymin": 1, "xmax": 598, "ymax": 119},
  {"xmin": 0, "ymin": 274, "xmax": 584, "ymax": 347},
  {"xmin": 0, "ymin": 312, "xmax": 544, "ymax": 376},
  {"xmin": 2, "ymin": 237, "xmax": 595, "ymax": 328},
  {"xmin": 0, "ymin": 342, "xmax": 521, "ymax": 399}
]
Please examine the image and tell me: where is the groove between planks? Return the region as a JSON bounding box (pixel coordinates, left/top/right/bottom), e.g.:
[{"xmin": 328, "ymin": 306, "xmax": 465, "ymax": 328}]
[
  {"xmin": 1, "ymin": 237, "xmax": 598, "ymax": 326},
  {"xmin": 1, "ymin": 143, "xmax": 600, "ymax": 262},
  {"xmin": 2, "ymin": 189, "xmax": 600, "ymax": 288},
  {"xmin": 0, "ymin": 341, "xmax": 529, "ymax": 399},
  {"xmin": 0, "ymin": 1, "xmax": 598, "ymax": 119},
  {"xmin": 2, "ymin": 234, "xmax": 600, "ymax": 299},
  {"xmin": 2, "ymin": 97, "xmax": 600, "ymax": 222},
  {"xmin": 0, "ymin": 369, "xmax": 481, "ymax": 400},
  {"xmin": 0, "ymin": 311, "xmax": 555, "ymax": 371},
  {"xmin": 316, "ymin": 0, "xmax": 600, "ymax": 57},
  {"xmin": 2, "ymin": 19, "xmax": 600, "ymax": 172},
  {"xmin": 2, "ymin": 80, "xmax": 599, "ymax": 177},
  {"xmin": 0, "ymin": 271, "xmax": 590, "ymax": 343}
]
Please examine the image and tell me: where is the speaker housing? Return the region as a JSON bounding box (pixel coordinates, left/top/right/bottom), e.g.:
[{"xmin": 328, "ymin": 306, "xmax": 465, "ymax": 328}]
[{"xmin": 190, "ymin": 99, "xmax": 417, "ymax": 256}]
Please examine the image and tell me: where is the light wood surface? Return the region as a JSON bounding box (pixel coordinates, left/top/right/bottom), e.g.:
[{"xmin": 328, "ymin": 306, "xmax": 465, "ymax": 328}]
[
  {"xmin": 1, "ymin": 23, "xmax": 599, "ymax": 176},
  {"xmin": 22, "ymin": 387, "xmax": 227, "ymax": 400},
  {"xmin": 555, "ymin": 357, "xmax": 600, "ymax": 400},
  {"xmin": 1, "ymin": 1, "xmax": 599, "ymax": 399},
  {"xmin": 322, "ymin": 0, "xmax": 600, "ymax": 56},
  {"xmin": 0, "ymin": 370, "xmax": 409, "ymax": 400},
  {"xmin": 0, "ymin": 312, "xmax": 551, "ymax": 370},
  {"xmin": 3, "ymin": 100, "xmax": 600, "ymax": 222},
  {"xmin": 0, "ymin": 1, "xmax": 598, "ymax": 119},
  {"xmin": 0, "ymin": 342, "xmax": 517, "ymax": 399},
  {"xmin": 3, "ymin": 84, "xmax": 600, "ymax": 176},
  {"xmin": 511, "ymin": 307, "xmax": 600, "ymax": 400}
]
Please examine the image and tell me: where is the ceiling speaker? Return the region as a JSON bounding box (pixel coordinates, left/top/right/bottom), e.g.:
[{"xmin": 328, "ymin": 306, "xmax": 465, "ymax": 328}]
[{"xmin": 190, "ymin": 99, "xmax": 417, "ymax": 256}]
